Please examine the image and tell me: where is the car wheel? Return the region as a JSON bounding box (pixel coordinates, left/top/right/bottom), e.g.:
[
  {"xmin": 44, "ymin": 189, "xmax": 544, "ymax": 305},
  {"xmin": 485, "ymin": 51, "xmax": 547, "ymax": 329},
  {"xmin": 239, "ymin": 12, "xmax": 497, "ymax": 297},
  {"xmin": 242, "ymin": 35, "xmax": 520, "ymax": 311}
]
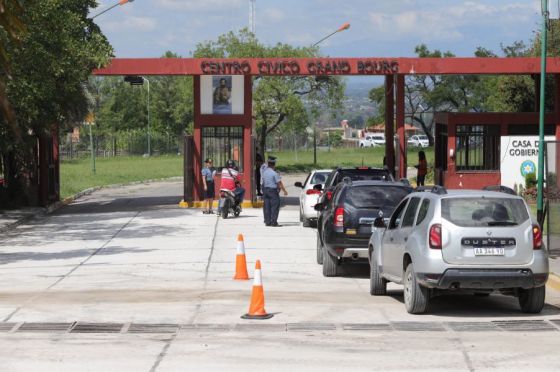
[
  {"xmin": 518, "ymin": 286, "xmax": 545, "ymax": 313},
  {"xmin": 316, "ymin": 231, "xmax": 323, "ymax": 265},
  {"xmin": 369, "ymin": 252, "xmax": 387, "ymax": 296},
  {"xmin": 403, "ymin": 263, "xmax": 429, "ymax": 314},
  {"xmin": 322, "ymin": 247, "xmax": 339, "ymax": 277}
]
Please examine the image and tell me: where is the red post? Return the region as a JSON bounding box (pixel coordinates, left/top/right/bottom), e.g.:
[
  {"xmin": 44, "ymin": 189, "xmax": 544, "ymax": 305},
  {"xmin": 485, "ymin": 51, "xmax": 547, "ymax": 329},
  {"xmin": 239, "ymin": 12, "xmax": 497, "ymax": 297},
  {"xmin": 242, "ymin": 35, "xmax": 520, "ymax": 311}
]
[
  {"xmin": 396, "ymin": 75, "xmax": 406, "ymax": 179},
  {"xmin": 384, "ymin": 75, "xmax": 395, "ymax": 175}
]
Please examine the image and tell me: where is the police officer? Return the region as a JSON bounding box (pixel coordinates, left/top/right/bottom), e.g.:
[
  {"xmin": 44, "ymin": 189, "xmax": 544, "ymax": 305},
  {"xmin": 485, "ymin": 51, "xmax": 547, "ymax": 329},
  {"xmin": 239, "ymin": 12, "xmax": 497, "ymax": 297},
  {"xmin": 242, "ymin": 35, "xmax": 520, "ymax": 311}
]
[{"xmin": 262, "ymin": 156, "xmax": 287, "ymax": 227}]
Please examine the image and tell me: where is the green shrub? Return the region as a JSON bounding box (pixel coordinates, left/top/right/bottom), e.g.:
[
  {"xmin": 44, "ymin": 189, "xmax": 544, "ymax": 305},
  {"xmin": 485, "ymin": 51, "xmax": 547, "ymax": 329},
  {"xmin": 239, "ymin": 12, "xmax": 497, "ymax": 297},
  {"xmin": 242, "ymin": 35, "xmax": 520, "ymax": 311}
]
[{"xmin": 525, "ymin": 172, "xmax": 537, "ymax": 189}]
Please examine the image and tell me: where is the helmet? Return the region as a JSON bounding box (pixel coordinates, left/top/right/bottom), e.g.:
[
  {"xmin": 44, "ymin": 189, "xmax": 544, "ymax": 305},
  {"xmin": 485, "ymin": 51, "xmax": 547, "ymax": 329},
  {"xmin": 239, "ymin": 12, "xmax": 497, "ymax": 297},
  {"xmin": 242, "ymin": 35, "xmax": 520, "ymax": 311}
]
[{"xmin": 226, "ymin": 159, "xmax": 235, "ymax": 168}]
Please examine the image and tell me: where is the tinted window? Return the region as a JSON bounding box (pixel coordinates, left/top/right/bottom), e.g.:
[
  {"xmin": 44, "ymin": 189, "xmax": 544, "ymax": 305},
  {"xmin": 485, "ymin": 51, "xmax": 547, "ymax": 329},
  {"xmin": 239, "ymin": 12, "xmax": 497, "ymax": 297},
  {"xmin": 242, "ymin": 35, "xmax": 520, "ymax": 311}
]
[
  {"xmin": 389, "ymin": 199, "xmax": 409, "ymax": 229},
  {"xmin": 441, "ymin": 197, "xmax": 529, "ymax": 227},
  {"xmin": 310, "ymin": 171, "xmax": 330, "ymax": 185},
  {"xmin": 346, "ymin": 186, "xmax": 410, "ymax": 211},
  {"xmin": 402, "ymin": 197, "xmax": 421, "ymax": 227},
  {"xmin": 337, "ymin": 169, "xmax": 393, "ymax": 183},
  {"xmin": 416, "ymin": 199, "xmax": 430, "ymax": 226}
]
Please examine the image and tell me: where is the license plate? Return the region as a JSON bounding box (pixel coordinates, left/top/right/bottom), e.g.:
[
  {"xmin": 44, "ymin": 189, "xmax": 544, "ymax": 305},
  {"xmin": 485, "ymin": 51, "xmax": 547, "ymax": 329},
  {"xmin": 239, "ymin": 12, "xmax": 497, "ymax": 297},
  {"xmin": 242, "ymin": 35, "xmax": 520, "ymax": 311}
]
[{"xmin": 474, "ymin": 248, "xmax": 505, "ymax": 256}]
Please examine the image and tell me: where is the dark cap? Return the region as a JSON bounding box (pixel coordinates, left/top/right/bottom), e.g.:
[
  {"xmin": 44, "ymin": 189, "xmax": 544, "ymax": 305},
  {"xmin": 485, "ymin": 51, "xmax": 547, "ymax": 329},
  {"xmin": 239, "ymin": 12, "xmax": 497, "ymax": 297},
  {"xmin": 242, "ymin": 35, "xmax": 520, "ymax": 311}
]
[{"xmin": 267, "ymin": 156, "xmax": 277, "ymax": 163}]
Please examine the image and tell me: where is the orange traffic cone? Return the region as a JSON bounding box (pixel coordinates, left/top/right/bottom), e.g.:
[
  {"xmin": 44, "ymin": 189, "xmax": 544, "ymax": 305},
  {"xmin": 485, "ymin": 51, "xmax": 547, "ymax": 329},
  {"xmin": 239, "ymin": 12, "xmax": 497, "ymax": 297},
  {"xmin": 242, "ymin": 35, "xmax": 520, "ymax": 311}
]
[
  {"xmin": 234, "ymin": 234, "xmax": 250, "ymax": 280},
  {"xmin": 241, "ymin": 260, "xmax": 273, "ymax": 320}
]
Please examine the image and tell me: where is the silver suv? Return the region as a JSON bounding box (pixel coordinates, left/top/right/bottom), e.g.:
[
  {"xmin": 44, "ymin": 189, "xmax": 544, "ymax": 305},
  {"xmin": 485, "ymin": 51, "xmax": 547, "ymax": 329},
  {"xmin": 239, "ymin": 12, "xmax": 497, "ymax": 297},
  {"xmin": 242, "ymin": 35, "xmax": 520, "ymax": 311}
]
[{"xmin": 368, "ymin": 186, "xmax": 549, "ymax": 314}]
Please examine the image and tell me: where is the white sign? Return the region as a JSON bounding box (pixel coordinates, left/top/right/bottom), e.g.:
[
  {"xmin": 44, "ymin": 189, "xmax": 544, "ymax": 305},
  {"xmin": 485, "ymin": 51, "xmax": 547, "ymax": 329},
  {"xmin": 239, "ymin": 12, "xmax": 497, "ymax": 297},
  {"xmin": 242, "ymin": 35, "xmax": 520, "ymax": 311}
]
[
  {"xmin": 200, "ymin": 75, "xmax": 244, "ymax": 115},
  {"xmin": 500, "ymin": 136, "xmax": 554, "ymax": 190}
]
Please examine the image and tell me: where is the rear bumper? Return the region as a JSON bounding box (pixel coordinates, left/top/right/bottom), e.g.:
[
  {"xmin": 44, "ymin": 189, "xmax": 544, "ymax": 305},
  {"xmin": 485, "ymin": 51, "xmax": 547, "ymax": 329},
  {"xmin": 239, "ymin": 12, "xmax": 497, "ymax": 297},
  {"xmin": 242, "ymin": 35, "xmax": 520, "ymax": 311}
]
[
  {"xmin": 417, "ymin": 269, "xmax": 548, "ymax": 290},
  {"xmin": 324, "ymin": 233, "xmax": 369, "ymax": 259}
]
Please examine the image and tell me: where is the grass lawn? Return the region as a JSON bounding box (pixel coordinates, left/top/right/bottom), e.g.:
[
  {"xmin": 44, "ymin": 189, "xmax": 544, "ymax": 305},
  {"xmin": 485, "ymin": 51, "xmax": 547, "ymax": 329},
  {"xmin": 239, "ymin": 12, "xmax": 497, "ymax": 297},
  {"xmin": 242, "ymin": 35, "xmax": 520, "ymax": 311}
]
[
  {"xmin": 272, "ymin": 146, "xmax": 434, "ymax": 173},
  {"xmin": 59, "ymin": 147, "xmax": 434, "ymax": 198},
  {"xmin": 60, "ymin": 155, "xmax": 183, "ymax": 199}
]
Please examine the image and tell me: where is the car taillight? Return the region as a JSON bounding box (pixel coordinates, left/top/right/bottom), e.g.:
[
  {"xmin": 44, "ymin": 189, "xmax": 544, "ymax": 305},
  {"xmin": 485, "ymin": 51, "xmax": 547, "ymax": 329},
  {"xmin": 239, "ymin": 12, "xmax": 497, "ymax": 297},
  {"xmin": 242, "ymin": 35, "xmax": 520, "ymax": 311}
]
[
  {"xmin": 533, "ymin": 224, "xmax": 542, "ymax": 250},
  {"xmin": 306, "ymin": 189, "xmax": 321, "ymax": 195},
  {"xmin": 326, "ymin": 191, "xmax": 333, "ymax": 200},
  {"xmin": 334, "ymin": 207, "xmax": 344, "ymax": 227},
  {"xmin": 429, "ymin": 224, "xmax": 442, "ymax": 249}
]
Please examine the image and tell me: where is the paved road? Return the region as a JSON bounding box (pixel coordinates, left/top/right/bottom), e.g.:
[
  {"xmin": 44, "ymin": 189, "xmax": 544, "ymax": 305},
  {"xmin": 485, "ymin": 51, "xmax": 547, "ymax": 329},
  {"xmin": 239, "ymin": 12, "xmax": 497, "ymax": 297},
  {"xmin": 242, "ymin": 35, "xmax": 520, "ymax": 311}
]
[{"xmin": 1, "ymin": 180, "xmax": 560, "ymax": 371}]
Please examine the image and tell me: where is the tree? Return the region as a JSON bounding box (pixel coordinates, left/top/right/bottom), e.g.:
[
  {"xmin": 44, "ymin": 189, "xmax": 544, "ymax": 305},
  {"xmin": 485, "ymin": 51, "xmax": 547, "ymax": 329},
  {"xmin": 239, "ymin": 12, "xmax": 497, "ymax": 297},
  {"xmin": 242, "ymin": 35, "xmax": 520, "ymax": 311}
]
[
  {"xmin": 0, "ymin": 0, "xmax": 25, "ymax": 145},
  {"xmin": 193, "ymin": 29, "xmax": 344, "ymax": 154},
  {"xmin": 1, "ymin": 0, "xmax": 113, "ymax": 206}
]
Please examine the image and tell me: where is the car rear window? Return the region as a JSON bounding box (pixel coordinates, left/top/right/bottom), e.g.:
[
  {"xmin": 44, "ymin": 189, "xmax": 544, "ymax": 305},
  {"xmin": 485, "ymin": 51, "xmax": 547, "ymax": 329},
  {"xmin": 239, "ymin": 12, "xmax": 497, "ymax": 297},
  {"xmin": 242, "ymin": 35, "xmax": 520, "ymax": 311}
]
[
  {"xmin": 345, "ymin": 186, "xmax": 410, "ymax": 210},
  {"xmin": 310, "ymin": 172, "xmax": 330, "ymax": 185},
  {"xmin": 441, "ymin": 197, "xmax": 530, "ymax": 227},
  {"xmin": 336, "ymin": 169, "xmax": 393, "ymax": 183}
]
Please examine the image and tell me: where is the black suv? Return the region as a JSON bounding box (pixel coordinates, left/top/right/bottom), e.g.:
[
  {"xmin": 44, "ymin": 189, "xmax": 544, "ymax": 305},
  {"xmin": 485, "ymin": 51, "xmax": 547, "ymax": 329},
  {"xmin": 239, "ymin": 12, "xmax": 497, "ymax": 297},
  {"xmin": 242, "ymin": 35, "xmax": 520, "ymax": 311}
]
[
  {"xmin": 317, "ymin": 167, "xmax": 395, "ymax": 204},
  {"xmin": 315, "ymin": 179, "xmax": 412, "ymax": 277}
]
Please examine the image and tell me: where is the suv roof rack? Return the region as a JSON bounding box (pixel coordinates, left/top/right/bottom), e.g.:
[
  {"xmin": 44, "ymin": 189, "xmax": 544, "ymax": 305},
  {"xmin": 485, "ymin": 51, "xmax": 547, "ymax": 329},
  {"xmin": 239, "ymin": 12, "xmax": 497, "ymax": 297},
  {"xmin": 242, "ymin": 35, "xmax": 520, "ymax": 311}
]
[
  {"xmin": 482, "ymin": 185, "xmax": 517, "ymax": 195},
  {"xmin": 415, "ymin": 185, "xmax": 447, "ymax": 195}
]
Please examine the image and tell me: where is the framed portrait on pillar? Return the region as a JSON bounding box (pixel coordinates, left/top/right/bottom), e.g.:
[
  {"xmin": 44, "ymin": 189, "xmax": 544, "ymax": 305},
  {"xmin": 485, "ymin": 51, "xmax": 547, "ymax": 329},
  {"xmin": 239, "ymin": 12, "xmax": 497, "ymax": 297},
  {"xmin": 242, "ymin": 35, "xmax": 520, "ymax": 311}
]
[{"xmin": 201, "ymin": 75, "xmax": 244, "ymax": 115}]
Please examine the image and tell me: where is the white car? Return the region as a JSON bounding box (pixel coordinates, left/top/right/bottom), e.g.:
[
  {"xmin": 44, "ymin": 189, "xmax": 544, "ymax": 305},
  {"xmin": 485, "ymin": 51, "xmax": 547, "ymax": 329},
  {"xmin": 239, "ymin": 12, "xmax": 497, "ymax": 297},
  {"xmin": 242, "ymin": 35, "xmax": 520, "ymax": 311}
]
[
  {"xmin": 407, "ymin": 134, "xmax": 430, "ymax": 148},
  {"xmin": 295, "ymin": 169, "xmax": 332, "ymax": 227},
  {"xmin": 359, "ymin": 134, "xmax": 386, "ymax": 147}
]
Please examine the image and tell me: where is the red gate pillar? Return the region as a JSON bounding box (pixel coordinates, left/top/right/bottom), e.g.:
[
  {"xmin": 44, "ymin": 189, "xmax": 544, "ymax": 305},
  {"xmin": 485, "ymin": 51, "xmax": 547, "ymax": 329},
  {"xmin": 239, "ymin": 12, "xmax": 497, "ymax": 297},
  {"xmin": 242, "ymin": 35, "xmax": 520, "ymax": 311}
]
[
  {"xmin": 396, "ymin": 75, "xmax": 406, "ymax": 179},
  {"xmin": 384, "ymin": 75, "xmax": 395, "ymax": 175}
]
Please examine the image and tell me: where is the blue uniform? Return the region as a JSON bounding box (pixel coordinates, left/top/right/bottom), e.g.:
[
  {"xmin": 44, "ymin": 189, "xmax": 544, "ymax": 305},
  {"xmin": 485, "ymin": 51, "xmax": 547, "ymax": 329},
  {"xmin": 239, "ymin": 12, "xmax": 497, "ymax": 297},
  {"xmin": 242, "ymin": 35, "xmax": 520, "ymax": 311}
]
[{"xmin": 262, "ymin": 167, "xmax": 281, "ymax": 225}]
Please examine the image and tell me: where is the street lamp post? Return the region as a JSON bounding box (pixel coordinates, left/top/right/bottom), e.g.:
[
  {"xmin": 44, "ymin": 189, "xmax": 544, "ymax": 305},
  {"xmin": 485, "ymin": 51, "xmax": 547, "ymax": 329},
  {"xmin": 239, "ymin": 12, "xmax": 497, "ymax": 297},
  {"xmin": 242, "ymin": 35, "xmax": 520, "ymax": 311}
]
[
  {"xmin": 124, "ymin": 75, "xmax": 151, "ymax": 156},
  {"xmin": 91, "ymin": 0, "xmax": 134, "ymax": 19},
  {"xmin": 145, "ymin": 77, "xmax": 151, "ymax": 157},
  {"xmin": 310, "ymin": 22, "xmax": 350, "ymax": 165},
  {"xmin": 537, "ymin": 0, "xmax": 548, "ymax": 226},
  {"xmin": 312, "ymin": 23, "xmax": 350, "ymax": 47}
]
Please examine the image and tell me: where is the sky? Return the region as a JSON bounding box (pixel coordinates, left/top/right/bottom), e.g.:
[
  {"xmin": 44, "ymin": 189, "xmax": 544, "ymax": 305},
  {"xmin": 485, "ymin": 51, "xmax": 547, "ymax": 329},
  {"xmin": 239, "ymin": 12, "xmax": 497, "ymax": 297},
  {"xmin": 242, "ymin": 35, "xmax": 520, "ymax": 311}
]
[{"xmin": 93, "ymin": 0, "xmax": 549, "ymax": 60}]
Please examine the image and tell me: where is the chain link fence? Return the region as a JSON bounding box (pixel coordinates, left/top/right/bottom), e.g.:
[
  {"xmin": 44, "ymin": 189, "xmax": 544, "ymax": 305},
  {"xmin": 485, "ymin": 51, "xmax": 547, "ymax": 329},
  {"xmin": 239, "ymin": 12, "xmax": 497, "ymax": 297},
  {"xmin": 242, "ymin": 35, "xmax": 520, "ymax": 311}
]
[{"xmin": 59, "ymin": 130, "xmax": 182, "ymax": 160}]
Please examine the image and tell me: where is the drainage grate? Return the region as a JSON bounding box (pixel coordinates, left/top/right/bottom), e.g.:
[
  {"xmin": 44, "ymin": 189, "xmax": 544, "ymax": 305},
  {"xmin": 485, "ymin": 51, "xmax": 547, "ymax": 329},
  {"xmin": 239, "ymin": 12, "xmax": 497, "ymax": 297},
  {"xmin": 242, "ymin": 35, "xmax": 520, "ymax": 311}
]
[
  {"xmin": 128, "ymin": 324, "xmax": 178, "ymax": 334},
  {"xmin": 492, "ymin": 320, "xmax": 557, "ymax": 332},
  {"xmin": 392, "ymin": 322, "xmax": 446, "ymax": 332},
  {"xmin": 17, "ymin": 322, "xmax": 73, "ymax": 332},
  {"xmin": 447, "ymin": 322, "xmax": 501, "ymax": 332},
  {"xmin": 181, "ymin": 324, "xmax": 231, "ymax": 331},
  {"xmin": 0, "ymin": 323, "xmax": 16, "ymax": 332},
  {"xmin": 287, "ymin": 323, "xmax": 337, "ymax": 332},
  {"xmin": 234, "ymin": 324, "xmax": 287, "ymax": 332},
  {"xmin": 71, "ymin": 323, "xmax": 124, "ymax": 333},
  {"xmin": 342, "ymin": 323, "xmax": 392, "ymax": 331}
]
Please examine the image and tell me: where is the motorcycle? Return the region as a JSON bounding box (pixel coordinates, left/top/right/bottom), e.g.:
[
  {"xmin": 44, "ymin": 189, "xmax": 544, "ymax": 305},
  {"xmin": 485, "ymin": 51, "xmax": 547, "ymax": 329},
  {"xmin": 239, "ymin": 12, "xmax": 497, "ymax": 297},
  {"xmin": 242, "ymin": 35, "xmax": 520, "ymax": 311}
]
[{"xmin": 219, "ymin": 189, "xmax": 242, "ymax": 219}]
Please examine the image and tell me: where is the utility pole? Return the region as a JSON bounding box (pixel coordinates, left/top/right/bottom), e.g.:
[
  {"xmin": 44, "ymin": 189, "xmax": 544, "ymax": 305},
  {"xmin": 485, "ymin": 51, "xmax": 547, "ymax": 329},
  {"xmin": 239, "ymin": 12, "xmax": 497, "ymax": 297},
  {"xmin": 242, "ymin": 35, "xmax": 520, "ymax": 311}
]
[
  {"xmin": 249, "ymin": 0, "xmax": 256, "ymax": 34},
  {"xmin": 537, "ymin": 0, "xmax": 548, "ymax": 226}
]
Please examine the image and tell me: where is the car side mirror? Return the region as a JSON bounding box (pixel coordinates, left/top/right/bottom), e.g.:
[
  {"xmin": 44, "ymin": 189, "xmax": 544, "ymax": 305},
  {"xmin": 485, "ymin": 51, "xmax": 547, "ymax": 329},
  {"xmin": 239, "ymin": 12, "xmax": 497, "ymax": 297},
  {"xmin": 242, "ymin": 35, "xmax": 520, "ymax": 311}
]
[
  {"xmin": 313, "ymin": 184, "xmax": 323, "ymax": 191},
  {"xmin": 373, "ymin": 217, "xmax": 386, "ymax": 228},
  {"xmin": 294, "ymin": 182, "xmax": 303, "ymax": 188},
  {"xmin": 314, "ymin": 203, "xmax": 324, "ymax": 211}
]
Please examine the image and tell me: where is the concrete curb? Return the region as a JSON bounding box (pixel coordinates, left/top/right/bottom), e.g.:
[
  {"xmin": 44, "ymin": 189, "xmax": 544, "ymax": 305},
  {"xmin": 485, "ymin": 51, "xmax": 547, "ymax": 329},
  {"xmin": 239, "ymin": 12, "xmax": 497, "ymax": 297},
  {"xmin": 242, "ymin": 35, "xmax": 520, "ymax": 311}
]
[{"xmin": 3, "ymin": 177, "xmax": 184, "ymax": 229}]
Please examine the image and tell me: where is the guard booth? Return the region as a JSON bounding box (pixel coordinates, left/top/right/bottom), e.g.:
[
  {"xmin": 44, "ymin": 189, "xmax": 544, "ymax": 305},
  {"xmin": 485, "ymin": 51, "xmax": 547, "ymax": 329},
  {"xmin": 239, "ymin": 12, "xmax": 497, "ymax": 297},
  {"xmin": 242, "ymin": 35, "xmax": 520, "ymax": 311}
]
[
  {"xmin": 190, "ymin": 75, "xmax": 255, "ymax": 204},
  {"xmin": 434, "ymin": 112, "xmax": 557, "ymax": 189}
]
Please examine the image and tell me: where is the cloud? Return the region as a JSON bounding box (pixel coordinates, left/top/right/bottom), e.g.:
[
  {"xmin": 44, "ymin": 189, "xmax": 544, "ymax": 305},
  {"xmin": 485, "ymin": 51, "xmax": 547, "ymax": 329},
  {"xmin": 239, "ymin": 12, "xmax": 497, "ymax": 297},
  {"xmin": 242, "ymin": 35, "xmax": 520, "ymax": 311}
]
[
  {"xmin": 262, "ymin": 8, "xmax": 285, "ymax": 23},
  {"xmin": 103, "ymin": 16, "xmax": 157, "ymax": 32},
  {"xmin": 157, "ymin": 0, "xmax": 244, "ymax": 11},
  {"xmin": 368, "ymin": 1, "xmax": 536, "ymax": 41}
]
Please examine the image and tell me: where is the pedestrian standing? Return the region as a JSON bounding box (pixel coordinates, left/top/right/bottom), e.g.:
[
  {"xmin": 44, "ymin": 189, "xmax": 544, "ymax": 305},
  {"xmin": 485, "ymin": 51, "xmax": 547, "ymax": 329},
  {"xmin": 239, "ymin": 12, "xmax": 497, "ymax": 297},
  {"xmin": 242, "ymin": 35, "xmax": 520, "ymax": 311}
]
[
  {"xmin": 255, "ymin": 153, "xmax": 264, "ymax": 197},
  {"xmin": 262, "ymin": 156, "xmax": 288, "ymax": 227},
  {"xmin": 201, "ymin": 158, "xmax": 216, "ymax": 214},
  {"xmin": 415, "ymin": 151, "xmax": 428, "ymax": 187}
]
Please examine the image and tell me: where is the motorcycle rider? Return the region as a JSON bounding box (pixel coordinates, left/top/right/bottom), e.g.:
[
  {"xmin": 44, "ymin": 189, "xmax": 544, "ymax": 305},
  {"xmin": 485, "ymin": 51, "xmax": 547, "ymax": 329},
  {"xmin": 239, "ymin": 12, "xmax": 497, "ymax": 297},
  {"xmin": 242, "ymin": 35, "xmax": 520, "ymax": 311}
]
[{"xmin": 219, "ymin": 159, "xmax": 245, "ymax": 208}]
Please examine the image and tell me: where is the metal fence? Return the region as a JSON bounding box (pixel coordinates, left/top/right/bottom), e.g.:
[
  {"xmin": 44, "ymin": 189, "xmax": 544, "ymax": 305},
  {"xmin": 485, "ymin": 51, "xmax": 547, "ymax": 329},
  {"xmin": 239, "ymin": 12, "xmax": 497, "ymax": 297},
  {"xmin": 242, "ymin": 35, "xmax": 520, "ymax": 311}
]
[{"xmin": 59, "ymin": 131, "xmax": 182, "ymax": 160}]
